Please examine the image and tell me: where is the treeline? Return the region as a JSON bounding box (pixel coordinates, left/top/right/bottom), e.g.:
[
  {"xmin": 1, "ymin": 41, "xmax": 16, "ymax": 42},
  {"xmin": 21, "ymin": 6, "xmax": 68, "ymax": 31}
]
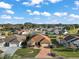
[{"xmin": 0, "ymin": 22, "xmax": 79, "ymax": 31}]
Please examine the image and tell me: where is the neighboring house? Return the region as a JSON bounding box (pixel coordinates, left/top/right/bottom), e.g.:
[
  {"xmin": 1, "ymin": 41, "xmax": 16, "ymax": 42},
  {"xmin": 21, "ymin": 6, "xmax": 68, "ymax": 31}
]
[
  {"xmin": 16, "ymin": 29, "xmax": 30, "ymax": 35},
  {"xmin": 3, "ymin": 35, "xmax": 19, "ymax": 47},
  {"xmin": 53, "ymin": 26, "xmax": 67, "ymax": 35},
  {"xmin": 22, "ymin": 30, "xmax": 30, "ymax": 35},
  {"xmin": 0, "ymin": 27, "xmax": 3, "ymax": 30},
  {"xmin": 63, "ymin": 35, "xmax": 79, "ymax": 48},
  {"xmin": 0, "ymin": 36, "xmax": 6, "ymax": 47},
  {"xmin": 1, "ymin": 34, "xmax": 26, "ymax": 47},
  {"xmin": 0, "ymin": 39, "xmax": 4, "ymax": 47}
]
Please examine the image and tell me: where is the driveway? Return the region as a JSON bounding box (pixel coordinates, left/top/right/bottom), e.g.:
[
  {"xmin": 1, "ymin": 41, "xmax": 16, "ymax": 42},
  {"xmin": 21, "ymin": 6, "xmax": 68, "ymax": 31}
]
[{"xmin": 35, "ymin": 47, "xmax": 52, "ymax": 58}]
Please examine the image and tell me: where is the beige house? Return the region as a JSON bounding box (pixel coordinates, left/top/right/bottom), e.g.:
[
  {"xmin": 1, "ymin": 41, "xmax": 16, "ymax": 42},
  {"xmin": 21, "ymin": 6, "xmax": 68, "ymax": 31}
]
[{"xmin": 31, "ymin": 34, "xmax": 51, "ymax": 47}]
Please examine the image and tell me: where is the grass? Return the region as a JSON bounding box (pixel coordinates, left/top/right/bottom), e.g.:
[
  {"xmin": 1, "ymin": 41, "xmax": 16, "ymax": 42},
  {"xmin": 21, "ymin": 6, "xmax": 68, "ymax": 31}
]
[
  {"xmin": 12, "ymin": 48, "xmax": 40, "ymax": 58},
  {"xmin": 52, "ymin": 48, "xmax": 79, "ymax": 57}
]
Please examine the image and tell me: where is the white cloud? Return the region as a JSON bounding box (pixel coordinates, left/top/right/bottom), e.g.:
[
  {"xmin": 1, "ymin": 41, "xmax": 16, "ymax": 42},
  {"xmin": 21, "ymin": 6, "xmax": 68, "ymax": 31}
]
[
  {"xmin": 22, "ymin": 2, "xmax": 30, "ymax": 6},
  {"xmin": 73, "ymin": 1, "xmax": 79, "ymax": 11},
  {"xmin": 26, "ymin": 10, "xmax": 32, "ymax": 13},
  {"xmin": 23, "ymin": 0, "xmax": 62, "ymax": 6},
  {"xmin": 0, "ymin": 15, "xmax": 12, "ymax": 19},
  {"xmin": 49, "ymin": 0, "xmax": 62, "ymax": 3},
  {"xmin": 5, "ymin": 10, "xmax": 15, "ymax": 14},
  {"xmin": 69, "ymin": 14, "xmax": 79, "ymax": 19},
  {"xmin": 54, "ymin": 12, "xmax": 68, "ymax": 17},
  {"xmin": 35, "ymin": 5, "xmax": 41, "ymax": 8},
  {"xmin": 26, "ymin": 10, "xmax": 51, "ymax": 16},
  {"xmin": 32, "ymin": 11, "xmax": 40, "ymax": 15},
  {"xmin": 14, "ymin": 17, "xmax": 24, "ymax": 20},
  {"xmin": 16, "ymin": 0, "xmax": 20, "ymax": 2},
  {"xmin": 23, "ymin": 0, "xmax": 43, "ymax": 6},
  {"xmin": 23, "ymin": 2, "xmax": 41, "ymax": 7},
  {"xmin": 41, "ymin": 12, "xmax": 51, "ymax": 16},
  {"xmin": 0, "ymin": 2, "xmax": 12, "ymax": 9},
  {"xmin": 74, "ymin": 1, "xmax": 79, "ymax": 6},
  {"xmin": 31, "ymin": 0, "xmax": 43, "ymax": 5},
  {"xmin": 27, "ymin": 10, "xmax": 40, "ymax": 15}
]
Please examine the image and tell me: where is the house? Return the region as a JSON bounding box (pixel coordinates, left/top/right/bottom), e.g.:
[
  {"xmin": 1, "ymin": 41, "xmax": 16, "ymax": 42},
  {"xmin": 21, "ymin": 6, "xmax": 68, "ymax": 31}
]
[
  {"xmin": 63, "ymin": 35, "xmax": 79, "ymax": 48},
  {"xmin": 2, "ymin": 35, "xmax": 19, "ymax": 47},
  {"xmin": 53, "ymin": 26, "xmax": 68, "ymax": 35},
  {"xmin": 1, "ymin": 34, "xmax": 27, "ymax": 47},
  {"xmin": 0, "ymin": 39, "xmax": 4, "ymax": 47},
  {"xmin": 16, "ymin": 29, "xmax": 30, "ymax": 35},
  {"xmin": 31, "ymin": 34, "xmax": 51, "ymax": 47},
  {"xmin": 0, "ymin": 36, "xmax": 6, "ymax": 47},
  {"xmin": 21, "ymin": 30, "xmax": 30, "ymax": 35}
]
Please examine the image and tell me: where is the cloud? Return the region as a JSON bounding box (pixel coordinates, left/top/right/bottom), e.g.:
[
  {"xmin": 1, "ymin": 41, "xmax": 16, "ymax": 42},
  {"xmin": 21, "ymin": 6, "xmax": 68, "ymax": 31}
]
[
  {"xmin": 74, "ymin": 1, "xmax": 79, "ymax": 6},
  {"xmin": 49, "ymin": 0, "xmax": 62, "ymax": 3},
  {"xmin": 0, "ymin": 2, "xmax": 12, "ymax": 9},
  {"xmin": 27, "ymin": 10, "xmax": 40, "ymax": 15},
  {"xmin": 16, "ymin": 0, "xmax": 20, "ymax": 2},
  {"xmin": 22, "ymin": 0, "xmax": 62, "ymax": 6},
  {"xmin": 0, "ymin": 15, "xmax": 12, "ymax": 19},
  {"xmin": 73, "ymin": 1, "xmax": 79, "ymax": 11},
  {"xmin": 69, "ymin": 14, "xmax": 79, "ymax": 19},
  {"xmin": 5, "ymin": 10, "xmax": 15, "ymax": 14},
  {"xmin": 23, "ymin": 0, "xmax": 43, "ymax": 6},
  {"xmin": 35, "ymin": 5, "xmax": 41, "ymax": 8},
  {"xmin": 54, "ymin": 12, "xmax": 68, "ymax": 17},
  {"xmin": 14, "ymin": 17, "xmax": 24, "ymax": 20},
  {"xmin": 22, "ymin": 2, "xmax": 30, "ymax": 6},
  {"xmin": 26, "ymin": 10, "xmax": 51, "ymax": 16},
  {"xmin": 41, "ymin": 12, "xmax": 51, "ymax": 16},
  {"xmin": 31, "ymin": 0, "xmax": 43, "ymax": 5},
  {"xmin": 26, "ymin": 10, "xmax": 32, "ymax": 13},
  {"xmin": 32, "ymin": 11, "xmax": 40, "ymax": 15}
]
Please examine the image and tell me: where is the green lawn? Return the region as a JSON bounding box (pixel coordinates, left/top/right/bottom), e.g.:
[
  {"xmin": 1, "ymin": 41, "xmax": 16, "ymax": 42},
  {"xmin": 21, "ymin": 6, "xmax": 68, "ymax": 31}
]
[
  {"xmin": 52, "ymin": 48, "xmax": 79, "ymax": 57},
  {"xmin": 12, "ymin": 48, "xmax": 40, "ymax": 58}
]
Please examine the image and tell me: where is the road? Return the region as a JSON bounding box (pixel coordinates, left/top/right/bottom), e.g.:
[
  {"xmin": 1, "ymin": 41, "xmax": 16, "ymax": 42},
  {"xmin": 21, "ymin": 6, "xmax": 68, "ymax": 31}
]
[{"xmin": 0, "ymin": 47, "xmax": 19, "ymax": 56}]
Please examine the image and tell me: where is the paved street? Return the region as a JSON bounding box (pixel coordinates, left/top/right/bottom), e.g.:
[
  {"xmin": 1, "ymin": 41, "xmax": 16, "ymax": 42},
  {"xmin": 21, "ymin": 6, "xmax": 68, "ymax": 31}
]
[{"xmin": 0, "ymin": 47, "xmax": 19, "ymax": 56}]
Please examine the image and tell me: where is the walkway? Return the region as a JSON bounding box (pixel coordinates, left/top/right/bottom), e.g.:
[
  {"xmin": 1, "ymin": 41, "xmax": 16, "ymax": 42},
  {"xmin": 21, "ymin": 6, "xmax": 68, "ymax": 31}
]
[{"xmin": 35, "ymin": 47, "xmax": 52, "ymax": 58}]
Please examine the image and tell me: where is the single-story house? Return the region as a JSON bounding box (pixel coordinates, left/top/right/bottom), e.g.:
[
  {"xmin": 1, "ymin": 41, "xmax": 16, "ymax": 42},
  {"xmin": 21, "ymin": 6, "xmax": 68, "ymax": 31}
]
[
  {"xmin": 31, "ymin": 34, "xmax": 51, "ymax": 47},
  {"xmin": 63, "ymin": 35, "xmax": 79, "ymax": 48}
]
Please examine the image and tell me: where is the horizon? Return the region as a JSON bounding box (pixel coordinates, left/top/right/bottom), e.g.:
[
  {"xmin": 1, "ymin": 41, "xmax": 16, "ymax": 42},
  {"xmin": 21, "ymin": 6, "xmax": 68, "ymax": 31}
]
[{"xmin": 0, "ymin": 0, "xmax": 79, "ymax": 24}]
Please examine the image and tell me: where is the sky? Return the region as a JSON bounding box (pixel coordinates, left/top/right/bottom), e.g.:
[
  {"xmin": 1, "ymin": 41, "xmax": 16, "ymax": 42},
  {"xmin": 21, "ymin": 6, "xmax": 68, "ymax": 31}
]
[{"xmin": 0, "ymin": 0, "xmax": 79, "ymax": 24}]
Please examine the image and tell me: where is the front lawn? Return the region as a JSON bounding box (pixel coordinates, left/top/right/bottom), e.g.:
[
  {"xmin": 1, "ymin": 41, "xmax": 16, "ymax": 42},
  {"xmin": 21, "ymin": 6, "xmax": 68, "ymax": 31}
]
[
  {"xmin": 52, "ymin": 48, "xmax": 79, "ymax": 57},
  {"xmin": 12, "ymin": 48, "xmax": 40, "ymax": 58}
]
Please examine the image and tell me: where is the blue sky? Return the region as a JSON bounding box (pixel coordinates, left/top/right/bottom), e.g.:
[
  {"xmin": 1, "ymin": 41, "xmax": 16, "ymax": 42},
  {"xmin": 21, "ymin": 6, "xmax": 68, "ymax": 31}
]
[{"xmin": 0, "ymin": 0, "xmax": 79, "ymax": 24}]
